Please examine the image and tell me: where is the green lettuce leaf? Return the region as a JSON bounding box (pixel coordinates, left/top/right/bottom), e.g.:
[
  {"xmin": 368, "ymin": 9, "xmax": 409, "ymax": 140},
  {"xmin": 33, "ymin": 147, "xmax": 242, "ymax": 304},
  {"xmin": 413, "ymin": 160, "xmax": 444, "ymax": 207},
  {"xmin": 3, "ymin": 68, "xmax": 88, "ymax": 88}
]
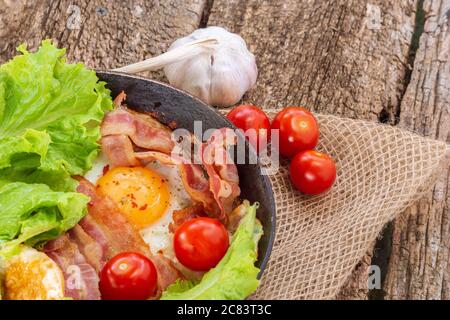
[
  {"xmin": 0, "ymin": 40, "xmax": 112, "ymax": 181},
  {"xmin": 0, "ymin": 40, "xmax": 112, "ymax": 253},
  {"xmin": 0, "ymin": 182, "xmax": 88, "ymax": 254},
  {"xmin": 0, "ymin": 41, "xmax": 111, "ymax": 139},
  {"xmin": 0, "ymin": 166, "xmax": 77, "ymax": 193},
  {"xmin": 0, "ymin": 129, "xmax": 50, "ymax": 171},
  {"xmin": 0, "ymin": 128, "xmax": 77, "ymax": 191},
  {"xmin": 161, "ymin": 203, "xmax": 262, "ymax": 300}
]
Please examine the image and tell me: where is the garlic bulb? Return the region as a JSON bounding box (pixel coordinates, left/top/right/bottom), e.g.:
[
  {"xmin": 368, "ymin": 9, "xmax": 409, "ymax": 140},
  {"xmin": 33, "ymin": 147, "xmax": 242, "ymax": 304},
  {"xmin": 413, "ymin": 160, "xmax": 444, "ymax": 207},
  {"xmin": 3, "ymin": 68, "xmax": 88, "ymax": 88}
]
[{"xmin": 114, "ymin": 26, "xmax": 258, "ymax": 107}]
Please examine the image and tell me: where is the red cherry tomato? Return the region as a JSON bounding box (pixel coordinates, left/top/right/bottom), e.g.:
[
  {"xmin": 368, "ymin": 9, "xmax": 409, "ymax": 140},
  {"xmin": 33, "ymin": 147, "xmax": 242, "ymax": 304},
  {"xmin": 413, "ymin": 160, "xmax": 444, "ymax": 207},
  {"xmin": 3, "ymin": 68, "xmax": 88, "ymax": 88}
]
[
  {"xmin": 99, "ymin": 252, "xmax": 158, "ymax": 300},
  {"xmin": 290, "ymin": 150, "xmax": 336, "ymax": 195},
  {"xmin": 271, "ymin": 107, "xmax": 319, "ymax": 158},
  {"xmin": 227, "ymin": 105, "xmax": 271, "ymax": 152},
  {"xmin": 174, "ymin": 217, "xmax": 229, "ymax": 271}
]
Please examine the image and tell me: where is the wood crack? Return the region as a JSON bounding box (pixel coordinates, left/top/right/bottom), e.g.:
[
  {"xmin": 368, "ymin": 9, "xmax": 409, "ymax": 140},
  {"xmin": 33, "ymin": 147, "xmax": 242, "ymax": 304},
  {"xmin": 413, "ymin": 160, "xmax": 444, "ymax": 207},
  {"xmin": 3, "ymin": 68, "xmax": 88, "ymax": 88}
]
[
  {"xmin": 383, "ymin": 0, "xmax": 450, "ymax": 298},
  {"xmin": 207, "ymin": 0, "xmax": 419, "ymax": 299},
  {"xmin": 371, "ymin": 0, "xmax": 427, "ymax": 298},
  {"xmin": 200, "ymin": 0, "xmax": 214, "ymax": 27},
  {"xmin": 378, "ymin": 0, "xmax": 426, "ymax": 125}
]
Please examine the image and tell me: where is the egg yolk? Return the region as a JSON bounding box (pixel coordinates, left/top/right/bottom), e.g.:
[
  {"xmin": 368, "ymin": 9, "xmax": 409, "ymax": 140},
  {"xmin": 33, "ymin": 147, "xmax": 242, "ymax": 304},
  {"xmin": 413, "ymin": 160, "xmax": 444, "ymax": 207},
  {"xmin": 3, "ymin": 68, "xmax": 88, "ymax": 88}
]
[
  {"xmin": 5, "ymin": 256, "xmax": 64, "ymax": 300},
  {"xmin": 96, "ymin": 167, "xmax": 170, "ymax": 228}
]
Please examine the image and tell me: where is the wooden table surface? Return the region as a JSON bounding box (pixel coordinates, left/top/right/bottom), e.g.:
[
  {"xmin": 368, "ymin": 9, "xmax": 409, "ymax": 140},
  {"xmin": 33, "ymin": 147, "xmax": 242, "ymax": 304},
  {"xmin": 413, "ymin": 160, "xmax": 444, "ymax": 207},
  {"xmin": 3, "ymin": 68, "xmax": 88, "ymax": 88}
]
[{"xmin": 0, "ymin": 0, "xmax": 448, "ymax": 299}]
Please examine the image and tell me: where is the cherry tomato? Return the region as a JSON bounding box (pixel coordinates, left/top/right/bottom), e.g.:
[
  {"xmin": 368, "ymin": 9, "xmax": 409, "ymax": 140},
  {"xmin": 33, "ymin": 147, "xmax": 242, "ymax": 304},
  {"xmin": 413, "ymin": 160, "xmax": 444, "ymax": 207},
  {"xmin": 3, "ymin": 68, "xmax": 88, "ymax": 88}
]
[
  {"xmin": 227, "ymin": 105, "xmax": 271, "ymax": 152},
  {"xmin": 290, "ymin": 150, "xmax": 336, "ymax": 195},
  {"xmin": 271, "ymin": 107, "xmax": 319, "ymax": 158},
  {"xmin": 99, "ymin": 252, "xmax": 158, "ymax": 300},
  {"xmin": 174, "ymin": 217, "xmax": 229, "ymax": 271}
]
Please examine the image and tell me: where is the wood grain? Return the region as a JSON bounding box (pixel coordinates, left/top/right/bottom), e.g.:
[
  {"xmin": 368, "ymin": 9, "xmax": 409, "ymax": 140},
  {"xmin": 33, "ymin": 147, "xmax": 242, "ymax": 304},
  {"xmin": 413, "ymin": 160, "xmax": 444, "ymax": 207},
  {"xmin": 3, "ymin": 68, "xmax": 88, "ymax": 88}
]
[
  {"xmin": 0, "ymin": 0, "xmax": 206, "ymax": 73},
  {"xmin": 208, "ymin": 0, "xmax": 417, "ymax": 299},
  {"xmin": 383, "ymin": 0, "xmax": 450, "ymax": 299},
  {"xmin": 208, "ymin": 0, "xmax": 416, "ymax": 122},
  {"xmin": 335, "ymin": 250, "xmax": 373, "ymax": 300}
]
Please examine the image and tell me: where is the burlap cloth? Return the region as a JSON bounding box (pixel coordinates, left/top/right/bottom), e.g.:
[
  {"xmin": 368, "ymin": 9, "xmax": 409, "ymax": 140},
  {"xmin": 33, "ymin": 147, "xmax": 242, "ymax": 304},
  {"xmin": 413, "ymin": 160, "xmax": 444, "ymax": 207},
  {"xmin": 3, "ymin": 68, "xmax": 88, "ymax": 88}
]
[{"xmin": 241, "ymin": 112, "xmax": 449, "ymax": 300}]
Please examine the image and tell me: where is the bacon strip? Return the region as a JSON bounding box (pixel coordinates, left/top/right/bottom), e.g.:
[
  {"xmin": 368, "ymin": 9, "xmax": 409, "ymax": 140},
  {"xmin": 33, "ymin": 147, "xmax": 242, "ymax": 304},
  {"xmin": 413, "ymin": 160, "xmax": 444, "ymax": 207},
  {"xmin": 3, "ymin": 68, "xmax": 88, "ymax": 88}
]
[
  {"xmin": 199, "ymin": 129, "xmax": 241, "ymax": 221},
  {"xmin": 135, "ymin": 150, "xmax": 180, "ymax": 166},
  {"xmin": 169, "ymin": 204, "xmax": 206, "ymax": 233},
  {"xmin": 101, "ymin": 107, "xmax": 174, "ymax": 154},
  {"xmin": 101, "ymin": 135, "xmax": 140, "ymax": 167},
  {"xmin": 76, "ymin": 178, "xmax": 151, "ymax": 258},
  {"xmin": 77, "ymin": 215, "xmax": 109, "ymax": 261},
  {"xmin": 113, "ymin": 91, "xmax": 127, "ymax": 107},
  {"xmin": 135, "ymin": 151, "xmax": 221, "ymax": 219},
  {"xmin": 44, "ymin": 235, "xmax": 101, "ymax": 300},
  {"xmin": 76, "ymin": 178, "xmax": 182, "ymax": 296},
  {"xmin": 151, "ymin": 255, "xmax": 183, "ymax": 293},
  {"xmin": 68, "ymin": 225, "xmax": 105, "ymax": 273}
]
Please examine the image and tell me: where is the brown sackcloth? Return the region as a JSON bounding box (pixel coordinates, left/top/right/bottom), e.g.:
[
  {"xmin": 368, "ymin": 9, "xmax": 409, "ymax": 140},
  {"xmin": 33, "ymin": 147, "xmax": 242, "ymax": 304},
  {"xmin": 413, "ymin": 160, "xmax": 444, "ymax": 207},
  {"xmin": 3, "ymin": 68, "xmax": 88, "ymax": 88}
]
[{"xmin": 244, "ymin": 112, "xmax": 449, "ymax": 300}]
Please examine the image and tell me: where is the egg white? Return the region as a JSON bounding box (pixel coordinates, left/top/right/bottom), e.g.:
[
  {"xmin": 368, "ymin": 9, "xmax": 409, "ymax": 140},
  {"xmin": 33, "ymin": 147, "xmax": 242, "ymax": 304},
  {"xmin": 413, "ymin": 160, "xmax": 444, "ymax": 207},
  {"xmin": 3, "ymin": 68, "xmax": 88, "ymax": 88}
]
[
  {"xmin": 84, "ymin": 152, "xmax": 109, "ymax": 185},
  {"xmin": 85, "ymin": 153, "xmax": 192, "ymax": 257},
  {"xmin": 140, "ymin": 161, "xmax": 192, "ymax": 256}
]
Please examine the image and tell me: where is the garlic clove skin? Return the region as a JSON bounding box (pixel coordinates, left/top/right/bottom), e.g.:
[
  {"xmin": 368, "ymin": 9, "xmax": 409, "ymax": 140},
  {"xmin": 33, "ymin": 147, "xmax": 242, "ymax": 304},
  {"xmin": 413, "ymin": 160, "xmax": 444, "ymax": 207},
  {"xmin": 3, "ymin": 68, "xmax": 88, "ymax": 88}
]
[
  {"xmin": 165, "ymin": 51, "xmax": 213, "ymax": 104},
  {"xmin": 209, "ymin": 43, "xmax": 258, "ymax": 107},
  {"xmin": 164, "ymin": 26, "xmax": 257, "ymax": 107}
]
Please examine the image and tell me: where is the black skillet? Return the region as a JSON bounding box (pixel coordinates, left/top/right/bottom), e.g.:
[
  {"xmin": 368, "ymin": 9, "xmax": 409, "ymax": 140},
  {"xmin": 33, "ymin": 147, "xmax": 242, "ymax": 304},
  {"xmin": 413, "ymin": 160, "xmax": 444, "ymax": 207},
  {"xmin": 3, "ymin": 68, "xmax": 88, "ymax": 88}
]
[{"xmin": 96, "ymin": 71, "xmax": 276, "ymax": 277}]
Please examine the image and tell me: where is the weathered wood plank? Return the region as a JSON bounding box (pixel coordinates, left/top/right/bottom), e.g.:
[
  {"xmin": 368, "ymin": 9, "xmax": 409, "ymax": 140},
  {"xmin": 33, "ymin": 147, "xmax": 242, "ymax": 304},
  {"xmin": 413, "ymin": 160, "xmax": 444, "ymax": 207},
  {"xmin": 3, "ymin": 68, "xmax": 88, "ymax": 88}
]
[
  {"xmin": 1, "ymin": 0, "xmax": 447, "ymax": 300},
  {"xmin": 0, "ymin": 0, "xmax": 206, "ymax": 74},
  {"xmin": 208, "ymin": 0, "xmax": 416, "ymax": 122},
  {"xmin": 335, "ymin": 250, "xmax": 373, "ymax": 300},
  {"xmin": 383, "ymin": 0, "xmax": 450, "ymax": 299},
  {"xmin": 208, "ymin": 0, "xmax": 417, "ymax": 299}
]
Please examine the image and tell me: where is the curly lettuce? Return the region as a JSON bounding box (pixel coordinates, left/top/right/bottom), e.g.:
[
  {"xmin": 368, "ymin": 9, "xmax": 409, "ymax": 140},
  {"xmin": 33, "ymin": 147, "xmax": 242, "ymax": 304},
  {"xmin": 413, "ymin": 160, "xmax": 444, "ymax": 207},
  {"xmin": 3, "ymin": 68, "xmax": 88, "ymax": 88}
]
[
  {"xmin": 0, "ymin": 40, "xmax": 112, "ymax": 178},
  {"xmin": 161, "ymin": 203, "xmax": 262, "ymax": 300},
  {"xmin": 0, "ymin": 183, "xmax": 88, "ymax": 250},
  {"xmin": 0, "ymin": 40, "xmax": 112, "ymax": 253}
]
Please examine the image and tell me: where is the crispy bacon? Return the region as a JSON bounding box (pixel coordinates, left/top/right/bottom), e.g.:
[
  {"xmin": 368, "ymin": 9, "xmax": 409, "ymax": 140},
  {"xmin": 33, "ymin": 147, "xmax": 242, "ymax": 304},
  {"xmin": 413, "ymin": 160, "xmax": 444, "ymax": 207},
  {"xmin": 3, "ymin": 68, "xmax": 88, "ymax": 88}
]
[
  {"xmin": 135, "ymin": 150, "xmax": 180, "ymax": 166},
  {"xmin": 179, "ymin": 162, "xmax": 222, "ymax": 216},
  {"xmin": 76, "ymin": 178, "xmax": 153, "ymax": 258},
  {"xmin": 151, "ymin": 255, "xmax": 184, "ymax": 294},
  {"xmin": 44, "ymin": 235, "xmax": 101, "ymax": 300},
  {"xmin": 169, "ymin": 204, "xmax": 206, "ymax": 233},
  {"xmin": 101, "ymin": 135, "xmax": 140, "ymax": 167},
  {"xmin": 199, "ymin": 129, "xmax": 241, "ymax": 221},
  {"xmin": 113, "ymin": 91, "xmax": 127, "ymax": 107},
  {"xmin": 68, "ymin": 225, "xmax": 105, "ymax": 273},
  {"xmin": 203, "ymin": 128, "xmax": 240, "ymax": 184},
  {"xmin": 76, "ymin": 178, "xmax": 182, "ymax": 296},
  {"xmin": 135, "ymin": 151, "xmax": 221, "ymax": 219},
  {"xmin": 77, "ymin": 215, "xmax": 109, "ymax": 259},
  {"xmin": 102, "ymin": 107, "xmax": 174, "ymax": 154}
]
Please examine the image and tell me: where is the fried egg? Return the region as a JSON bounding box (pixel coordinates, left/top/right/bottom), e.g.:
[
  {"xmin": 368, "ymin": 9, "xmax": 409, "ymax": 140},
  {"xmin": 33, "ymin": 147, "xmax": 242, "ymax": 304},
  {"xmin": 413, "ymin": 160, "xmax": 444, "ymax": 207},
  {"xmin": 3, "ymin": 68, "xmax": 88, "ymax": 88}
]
[
  {"xmin": 3, "ymin": 246, "xmax": 65, "ymax": 300},
  {"xmin": 85, "ymin": 153, "xmax": 192, "ymax": 256},
  {"xmin": 97, "ymin": 166, "xmax": 170, "ymax": 227}
]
